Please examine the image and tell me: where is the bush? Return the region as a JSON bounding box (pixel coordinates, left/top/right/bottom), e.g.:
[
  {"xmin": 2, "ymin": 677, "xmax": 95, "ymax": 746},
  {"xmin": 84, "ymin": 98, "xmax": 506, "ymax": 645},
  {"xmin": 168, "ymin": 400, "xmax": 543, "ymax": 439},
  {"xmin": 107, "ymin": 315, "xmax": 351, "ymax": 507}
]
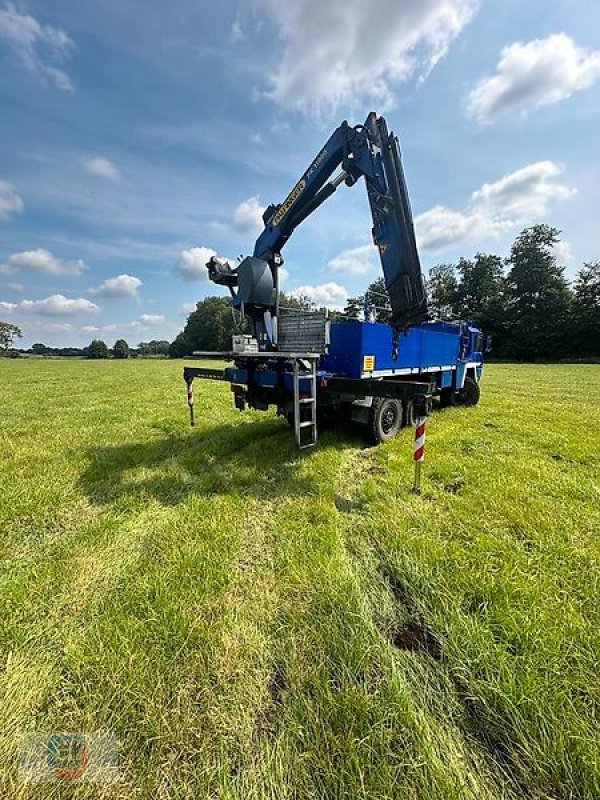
[
  {"xmin": 87, "ymin": 339, "xmax": 109, "ymax": 359},
  {"xmin": 113, "ymin": 339, "xmax": 130, "ymax": 359}
]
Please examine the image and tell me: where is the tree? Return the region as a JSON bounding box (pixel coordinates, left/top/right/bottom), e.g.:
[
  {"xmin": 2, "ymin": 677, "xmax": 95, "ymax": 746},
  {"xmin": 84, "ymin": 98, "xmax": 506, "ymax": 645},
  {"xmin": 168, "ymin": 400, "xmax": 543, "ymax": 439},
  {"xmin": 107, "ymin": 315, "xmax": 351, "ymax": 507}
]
[
  {"xmin": 278, "ymin": 291, "xmax": 313, "ymax": 311},
  {"xmin": 168, "ymin": 331, "xmax": 191, "ymax": 358},
  {"xmin": 427, "ymin": 264, "xmax": 459, "ymax": 318},
  {"xmin": 343, "ymin": 295, "xmax": 363, "ymax": 319},
  {"xmin": 31, "ymin": 343, "xmax": 47, "ymax": 355},
  {"xmin": 169, "ymin": 290, "xmax": 321, "ymax": 357},
  {"xmin": 0, "ymin": 321, "xmax": 22, "ymax": 354},
  {"xmin": 504, "ymin": 225, "xmax": 572, "ymax": 360},
  {"xmin": 364, "ymin": 277, "xmax": 392, "ymax": 323},
  {"xmin": 87, "ymin": 339, "xmax": 109, "ymax": 359},
  {"xmin": 169, "ymin": 295, "xmax": 253, "ymax": 357},
  {"xmin": 137, "ymin": 340, "xmax": 171, "ymax": 356},
  {"xmin": 113, "ymin": 339, "xmax": 130, "ymax": 359},
  {"xmin": 456, "ymin": 253, "xmax": 507, "ymax": 351},
  {"xmin": 571, "ymin": 261, "xmax": 600, "ymax": 357}
]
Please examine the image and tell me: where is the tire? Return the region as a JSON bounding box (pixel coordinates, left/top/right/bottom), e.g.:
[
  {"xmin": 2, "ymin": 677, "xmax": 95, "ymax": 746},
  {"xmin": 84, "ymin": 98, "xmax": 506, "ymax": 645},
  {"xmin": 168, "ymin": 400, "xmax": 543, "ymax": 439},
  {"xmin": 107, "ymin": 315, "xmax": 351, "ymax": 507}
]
[
  {"xmin": 440, "ymin": 376, "xmax": 480, "ymax": 408},
  {"xmin": 366, "ymin": 398, "xmax": 403, "ymax": 445},
  {"xmin": 439, "ymin": 387, "xmax": 454, "ymax": 408},
  {"xmin": 456, "ymin": 375, "xmax": 481, "ymax": 406}
]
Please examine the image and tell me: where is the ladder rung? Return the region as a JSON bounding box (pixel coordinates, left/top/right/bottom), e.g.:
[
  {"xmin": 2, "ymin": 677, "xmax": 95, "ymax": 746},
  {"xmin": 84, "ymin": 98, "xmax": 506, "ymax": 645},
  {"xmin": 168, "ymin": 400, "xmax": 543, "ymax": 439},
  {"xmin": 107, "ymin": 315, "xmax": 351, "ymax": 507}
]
[
  {"xmin": 299, "ymin": 421, "xmax": 315, "ymax": 428},
  {"xmin": 299, "ymin": 397, "xmax": 314, "ymax": 404}
]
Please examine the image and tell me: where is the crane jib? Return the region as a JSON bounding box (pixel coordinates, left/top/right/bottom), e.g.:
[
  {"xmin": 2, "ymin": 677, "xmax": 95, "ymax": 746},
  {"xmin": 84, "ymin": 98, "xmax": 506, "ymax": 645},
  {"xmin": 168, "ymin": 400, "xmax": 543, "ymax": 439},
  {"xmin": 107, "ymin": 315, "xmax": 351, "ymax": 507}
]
[{"xmin": 211, "ymin": 112, "xmax": 430, "ymax": 347}]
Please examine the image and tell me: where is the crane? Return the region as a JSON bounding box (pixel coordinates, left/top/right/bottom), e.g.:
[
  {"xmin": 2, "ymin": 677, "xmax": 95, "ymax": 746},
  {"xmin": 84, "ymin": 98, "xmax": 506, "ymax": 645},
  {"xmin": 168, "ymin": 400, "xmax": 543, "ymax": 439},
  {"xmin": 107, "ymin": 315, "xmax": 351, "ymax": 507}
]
[
  {"xmin": 207, "ymin": 112, "xmax": 429, "ymax": 351},
  {"xmin": 184, "ymin": 112, "xmax": 485, "ymax": 449}
]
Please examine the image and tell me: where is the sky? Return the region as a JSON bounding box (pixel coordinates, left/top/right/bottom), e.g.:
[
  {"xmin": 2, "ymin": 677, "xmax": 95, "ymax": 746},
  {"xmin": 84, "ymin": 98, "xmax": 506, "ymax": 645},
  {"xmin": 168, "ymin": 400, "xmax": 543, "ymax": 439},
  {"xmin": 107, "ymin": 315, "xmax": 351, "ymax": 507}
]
[{"xmin": 1, "ymin": 0, "xmax": 599, "ymax": 348}]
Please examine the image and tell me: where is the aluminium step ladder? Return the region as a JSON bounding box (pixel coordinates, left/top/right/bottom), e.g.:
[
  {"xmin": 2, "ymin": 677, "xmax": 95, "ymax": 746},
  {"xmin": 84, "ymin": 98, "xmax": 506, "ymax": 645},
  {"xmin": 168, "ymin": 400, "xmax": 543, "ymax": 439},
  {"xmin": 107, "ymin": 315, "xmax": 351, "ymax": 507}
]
[{"xmin": 292, "ymin": 357, "xmax": 318, "ymax": 449}]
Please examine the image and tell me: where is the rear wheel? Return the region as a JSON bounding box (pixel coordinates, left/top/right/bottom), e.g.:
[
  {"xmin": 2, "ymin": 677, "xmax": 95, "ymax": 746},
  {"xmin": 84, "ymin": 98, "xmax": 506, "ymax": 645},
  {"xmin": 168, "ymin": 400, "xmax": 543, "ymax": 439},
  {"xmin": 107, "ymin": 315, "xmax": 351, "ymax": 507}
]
[
  {"xmin": 456, "ymin": 375, "xmax": 480, "ymax": 406},
  {"xmin": 367, "ymin": 398, "xmax": 403, "ymax": 444}
]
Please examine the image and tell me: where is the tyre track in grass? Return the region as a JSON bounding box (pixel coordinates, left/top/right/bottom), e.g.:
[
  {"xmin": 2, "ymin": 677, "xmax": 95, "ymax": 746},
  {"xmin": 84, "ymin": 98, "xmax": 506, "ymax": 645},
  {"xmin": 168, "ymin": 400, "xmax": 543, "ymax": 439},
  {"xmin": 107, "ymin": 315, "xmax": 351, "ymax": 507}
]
[{"xmin": 331, "ymin": 443, "xmax": 523, "ymax": 799}]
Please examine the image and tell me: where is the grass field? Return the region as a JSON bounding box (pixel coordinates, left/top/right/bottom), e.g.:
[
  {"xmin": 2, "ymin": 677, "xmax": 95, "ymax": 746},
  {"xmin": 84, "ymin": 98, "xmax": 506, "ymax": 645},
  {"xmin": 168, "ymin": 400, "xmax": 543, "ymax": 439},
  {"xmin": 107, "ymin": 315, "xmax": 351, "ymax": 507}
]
[{"xmin": 0, "ymin": 359, "xmax": 598, "ymax": 799}]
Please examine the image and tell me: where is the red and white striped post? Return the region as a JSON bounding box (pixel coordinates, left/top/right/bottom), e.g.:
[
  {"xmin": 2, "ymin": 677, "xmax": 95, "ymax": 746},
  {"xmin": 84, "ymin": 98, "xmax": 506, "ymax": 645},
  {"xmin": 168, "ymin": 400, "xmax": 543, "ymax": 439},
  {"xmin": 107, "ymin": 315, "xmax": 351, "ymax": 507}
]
[
  {"xmin": 412, "ymin": 416, "xmax": 427, "ymax": 493},
  {"xmin": 186, "ymin": 379, "xmax": 195, "ymax": 426}
]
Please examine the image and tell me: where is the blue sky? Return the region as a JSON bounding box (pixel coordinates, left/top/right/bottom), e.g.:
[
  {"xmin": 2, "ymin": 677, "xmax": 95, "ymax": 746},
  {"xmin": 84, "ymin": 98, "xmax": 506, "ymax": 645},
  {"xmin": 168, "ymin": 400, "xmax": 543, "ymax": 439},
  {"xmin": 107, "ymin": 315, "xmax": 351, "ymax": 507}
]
[{"xmin": 1, "ymin": 0, "xmax": 599, "ymax": 347}]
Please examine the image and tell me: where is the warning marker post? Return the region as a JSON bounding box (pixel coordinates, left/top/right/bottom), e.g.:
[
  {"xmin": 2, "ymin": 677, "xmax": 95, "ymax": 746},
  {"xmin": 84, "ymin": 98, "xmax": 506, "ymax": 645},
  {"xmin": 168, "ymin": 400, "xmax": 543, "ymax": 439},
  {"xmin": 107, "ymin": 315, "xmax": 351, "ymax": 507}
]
[
  {"xmin": 412, "ymin": 416, "xmax": 426, "ymax": 493},
  {"xmin": 186, "ymin": 378, "xmax": 195, "ymax": 426}
]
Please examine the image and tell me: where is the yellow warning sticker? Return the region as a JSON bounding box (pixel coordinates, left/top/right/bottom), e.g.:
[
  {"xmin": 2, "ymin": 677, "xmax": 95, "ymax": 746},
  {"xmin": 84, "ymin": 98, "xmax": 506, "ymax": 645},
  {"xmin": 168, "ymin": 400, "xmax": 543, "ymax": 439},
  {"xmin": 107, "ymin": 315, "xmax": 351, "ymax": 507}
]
[{"xmin": 363, "ymin": 355, "xmax": 375, "ymax": 371}]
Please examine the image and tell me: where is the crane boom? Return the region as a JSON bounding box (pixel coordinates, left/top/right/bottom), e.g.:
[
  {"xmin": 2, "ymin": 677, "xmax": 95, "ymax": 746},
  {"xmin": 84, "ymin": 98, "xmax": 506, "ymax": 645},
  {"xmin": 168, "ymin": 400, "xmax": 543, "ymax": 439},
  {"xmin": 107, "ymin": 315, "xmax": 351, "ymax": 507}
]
[{"xmin": 207, "ymin": 112, "xmax": 429, "ymax": 348}]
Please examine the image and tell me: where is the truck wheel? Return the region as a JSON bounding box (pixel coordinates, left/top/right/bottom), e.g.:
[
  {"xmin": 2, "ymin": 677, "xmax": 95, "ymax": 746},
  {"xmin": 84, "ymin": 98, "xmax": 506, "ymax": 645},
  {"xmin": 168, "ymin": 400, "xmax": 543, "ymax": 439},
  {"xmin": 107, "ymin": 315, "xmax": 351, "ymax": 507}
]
[
  {"xmin": 456, "ymin": 376, "xmax": 481, "ymax": 406},
  {"xmin": 439, "ymin": 388, "xmax": 454, "ymax": 408},
  {"xmin": 367, "ymin": 398, "xmax": 403, "ymax": 444}
]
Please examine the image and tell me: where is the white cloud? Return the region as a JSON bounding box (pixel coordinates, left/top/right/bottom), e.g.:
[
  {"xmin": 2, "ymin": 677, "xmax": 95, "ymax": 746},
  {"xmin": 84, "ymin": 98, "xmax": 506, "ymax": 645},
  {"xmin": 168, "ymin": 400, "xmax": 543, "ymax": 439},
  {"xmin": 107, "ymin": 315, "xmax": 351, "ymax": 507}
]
[
  {"xmin": 471, "ymin": 161, "xmax": 575, "ymax": 218},
  {"xmin": 181, "ymin": 302, "xmax": 197, "ymax": 315},
  {"xmin": 416, "ymin": 161, "xmax": 575, "ymax": 251},
  {"xmin": 291, "ymin": 281, "xmax": 347, "ymax": 310},
  {"xmin": 82, "ymin": 156, "xmax": 120, "ymax": 181},
  {"xmin": 416, "ymin": 206, "xmax": 488, "ymax": 251},
  {"xmin": 328, "ymin": 244, "xmax": 377, "ymax": 276},
  {"xmin": 33, "ymin": 322, "xmax": 74, "ymax": 333},
  {"xmin": 139, "ymin": 313, "xmax": 165, "ymax": 324},
  {"xmin": 468, "ymin": 34, "xmax": 600, "ymax": 122},
  {"xmin": 89, "ymin": 274, "xmax": 142, "ymax": 298},
  {"xmin": 173, "ymin": 246, "xmax": 217, "ymax": 281},
  {"xmin": 81, "ymin": 324, "xmax": 116, "ymax": 334},
  {"xmin": 127, "ymin": 314, "xmax": 167, "ymax": 333},
  {"xmin": 0, "ymin": 3, "xmax": 73, "ymax": 90},
  {"xmin": 4, "ymin": 294, "xmax": 99, "ymax": 316},
  {"xmin": 233, "ymin": 196, "xmax": 265, "ymax": 233},
  {"xmin": 553, "ymin": 240, "xmax": 573, "ymax": 264},
  {"xmin": 255, "ymin": 0, "xmax": 478, "ymax": 112},
  {"xmin": 1, "ymin": 248, "xmax": 84, "ymax": 277},
  {"xmin": 0, "ymin": 180, "xmax": 23, "ymax": 220},
  {"xmin": 231, "ymin": 18, "xmax": 244, "ymax": 43}
]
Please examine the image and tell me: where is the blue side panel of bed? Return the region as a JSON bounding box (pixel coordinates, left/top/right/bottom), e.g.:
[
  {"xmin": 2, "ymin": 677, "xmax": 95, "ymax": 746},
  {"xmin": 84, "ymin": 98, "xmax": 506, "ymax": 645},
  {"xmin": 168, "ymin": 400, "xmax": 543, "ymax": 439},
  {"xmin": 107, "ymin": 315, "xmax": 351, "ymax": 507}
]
[{"xmin": 320, "ymin": 320, "xmax": 461, "ymax": 378}]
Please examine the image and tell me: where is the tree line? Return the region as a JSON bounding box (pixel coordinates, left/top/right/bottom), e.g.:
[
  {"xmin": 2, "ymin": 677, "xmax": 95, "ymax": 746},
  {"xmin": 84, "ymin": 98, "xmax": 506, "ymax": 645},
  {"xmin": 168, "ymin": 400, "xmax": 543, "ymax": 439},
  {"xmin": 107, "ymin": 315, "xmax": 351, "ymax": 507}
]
[{"xmin": 0, "ymin": 338, "xmax": 172, "ymax": 359}]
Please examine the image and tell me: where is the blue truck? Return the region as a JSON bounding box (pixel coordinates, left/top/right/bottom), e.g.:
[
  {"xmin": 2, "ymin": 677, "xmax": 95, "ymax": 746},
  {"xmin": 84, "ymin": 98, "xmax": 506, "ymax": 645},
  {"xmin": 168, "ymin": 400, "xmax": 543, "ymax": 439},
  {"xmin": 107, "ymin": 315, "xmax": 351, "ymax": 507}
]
[{"xmin": 184, "ymin": 112, "xmax": 485, "ymax": 447}]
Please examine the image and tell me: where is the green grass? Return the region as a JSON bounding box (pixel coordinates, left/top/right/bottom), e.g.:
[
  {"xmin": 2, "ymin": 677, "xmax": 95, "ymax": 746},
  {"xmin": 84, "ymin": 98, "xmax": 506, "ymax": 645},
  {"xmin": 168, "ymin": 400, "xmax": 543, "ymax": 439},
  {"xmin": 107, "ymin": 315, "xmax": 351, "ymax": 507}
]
[{"xmin": 0, "ymin": 359, "xmax": 598, "ymax": 799}]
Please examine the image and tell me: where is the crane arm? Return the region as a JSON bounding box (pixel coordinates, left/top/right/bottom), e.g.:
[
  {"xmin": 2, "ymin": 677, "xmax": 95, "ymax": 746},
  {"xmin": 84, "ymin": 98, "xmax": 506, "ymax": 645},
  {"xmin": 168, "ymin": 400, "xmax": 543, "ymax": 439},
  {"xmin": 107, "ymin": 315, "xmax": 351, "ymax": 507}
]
[{"xmin": 207, "ymin": 112, "xmax": 429, "ymax": 342}]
